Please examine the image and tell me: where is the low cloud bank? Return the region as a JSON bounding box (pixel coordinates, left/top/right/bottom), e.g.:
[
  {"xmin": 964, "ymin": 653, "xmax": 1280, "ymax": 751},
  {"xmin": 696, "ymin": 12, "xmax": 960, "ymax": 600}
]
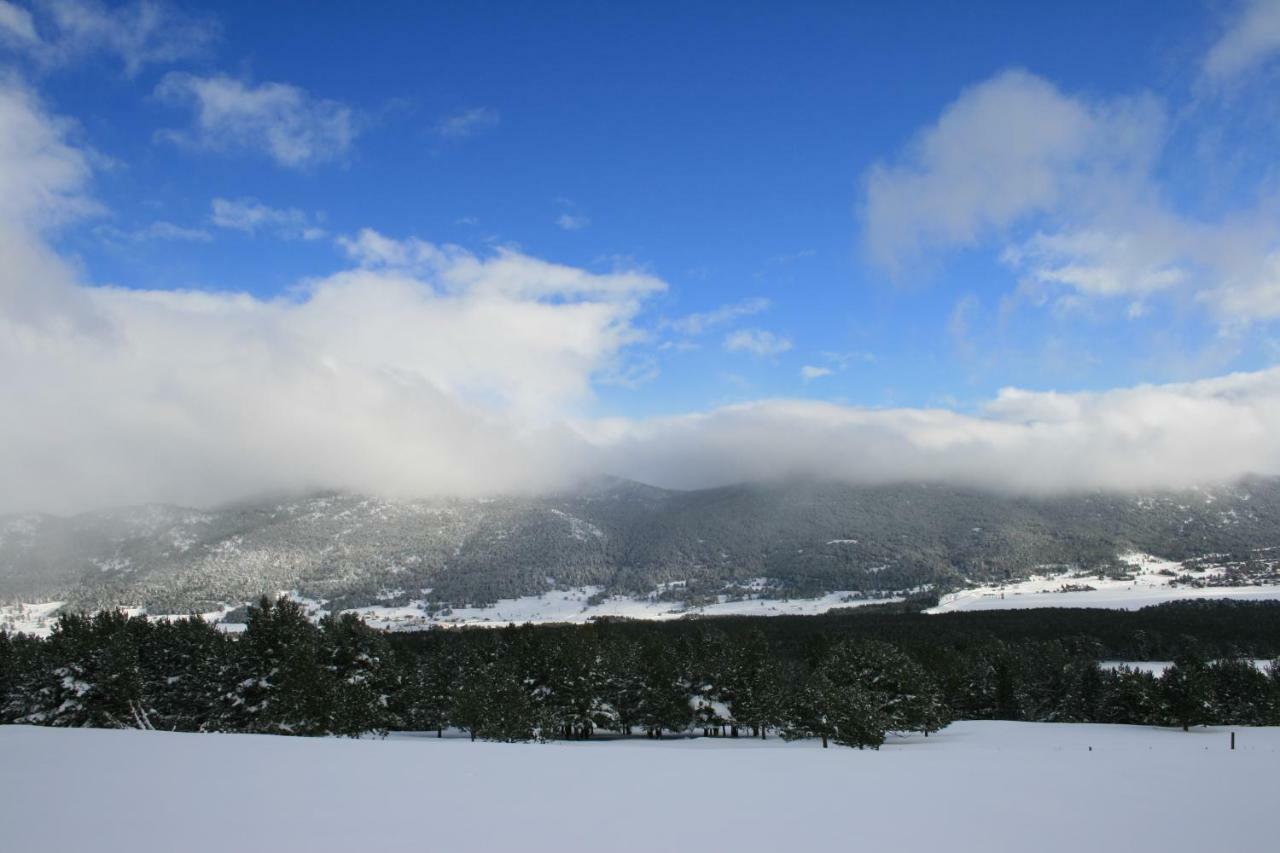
[
  {"xmin": 7, "ymin": 247, "xmax": 1280, "ymax": 512},
  {"xmin": 5, "ymin": 76, "xmax": 1280, "ymax": 514},
  {"xmin": 598, "ymin": 370, "xmax": 1280, "ymax": 496}
]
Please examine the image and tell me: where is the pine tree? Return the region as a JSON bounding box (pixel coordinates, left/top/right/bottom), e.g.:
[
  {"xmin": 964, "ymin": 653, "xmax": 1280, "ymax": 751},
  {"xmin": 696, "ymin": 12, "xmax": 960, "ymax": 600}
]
[
  {"xmin": 418, "ymin": 637, "xmax": 459, "ymax": 737},
  {"xmin": 599, "ymin": 634, "xmax": 644, "ymax": 735},
  {"xmin": 1208, "ymin": 658, "xmax": 1271, "ymax": 726},
  {"xmin": 733, "ymin": 631, "xmax": 787, "ymax": 739},
  {"xmin": 0, "ymin": 631, "xmax": 12, "ymax": 722},
  {"xmin": 689, "ymin": 630, "xmax": 729, "ymax": 736},
  {"xmin": 544, "ymin": 628, "xmax": 605, "ymax": 739},
  {"xmin": 0, "ymin": 632, "xmax": 46, "ymax": 724},
  {"xmin": 1161, "ymin": 651, "xmax": 1213, "ymax": 731},
  {"xmin": 320, "ymin": 613, "xmax": 395, "ymax": 737},
  {"xmin": 28, "ymin": 611, "xmax": 146, "ymax": 729},
  {"xmin": 452, "ymin": 635, "xmax": 495, "ymax": 741},
  {"xmin": 224, "ymin": 597, "xmax": 330, "ymax": 735},
  {"xmin": 1097, "ymin": 666, "xmax": 1160, "ymax": 725},
  {"xmin": 636, "ymin": 637, "xmax": 691, "ymax": 738},
  {"xmin": 452, "ymin": 632, "xmax": 542, "ymax": 742},
  {"xmin": 783, "ymin": 653, "xmax": 885, "ymax": 749},
  {"xmin": 138, "ymin": 616, "xmax": 229, "ymax": 732}
]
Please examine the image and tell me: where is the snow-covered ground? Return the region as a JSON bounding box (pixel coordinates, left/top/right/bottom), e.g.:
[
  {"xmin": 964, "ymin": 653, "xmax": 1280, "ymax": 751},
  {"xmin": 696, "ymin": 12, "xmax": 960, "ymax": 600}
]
[
  {"xmin": 0, "ymin": 600, "xmax": 63, "ymax": 635},
  {"xmin": 0, "ymin": 601, "xmax": 247, "ymax": 638},
  {"xmin": 1, "ymin": 721, "xmax": 1274, "ymax": 852},
  {"xmin": 1, "ymin": 586, "xmax": 905, "ymax": 636},
  {"xmin": 1101, "ymin": 659, "xmax": 1274, "ymax": 676},
  {"xmin": 926, "ymin": 552, "xmax": 1280, "ymax": 613},
  {"xmin": 349, "ymin": 586, "xmax": 904, "ymax": 631}
]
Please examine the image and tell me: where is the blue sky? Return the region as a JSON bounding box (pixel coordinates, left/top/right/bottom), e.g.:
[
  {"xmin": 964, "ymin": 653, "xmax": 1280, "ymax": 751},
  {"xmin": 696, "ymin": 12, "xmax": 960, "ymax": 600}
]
[{"xmin": 4, "ymin": 0, "xmax": 1280, "ymax": 511}]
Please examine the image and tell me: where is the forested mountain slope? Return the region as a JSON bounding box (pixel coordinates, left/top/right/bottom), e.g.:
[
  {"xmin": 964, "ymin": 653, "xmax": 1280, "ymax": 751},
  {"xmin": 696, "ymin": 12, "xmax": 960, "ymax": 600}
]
[{"xmin": 3, "ymin": 477, "xmax": 1280, "ymax": 613}]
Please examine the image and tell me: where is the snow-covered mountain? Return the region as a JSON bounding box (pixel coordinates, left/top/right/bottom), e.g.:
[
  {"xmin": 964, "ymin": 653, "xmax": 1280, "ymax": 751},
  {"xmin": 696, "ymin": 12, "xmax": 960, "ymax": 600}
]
[{"xmin": 4, "ymin": 476, "xmax": 1280, "ymax": 615}]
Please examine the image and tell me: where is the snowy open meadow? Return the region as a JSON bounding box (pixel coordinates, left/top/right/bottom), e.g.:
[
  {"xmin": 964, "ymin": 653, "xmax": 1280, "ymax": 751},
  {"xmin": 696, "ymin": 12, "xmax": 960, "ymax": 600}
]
[{"xmin": 2, "ymin": 721, "xmax": 1275, "ymax": 853}]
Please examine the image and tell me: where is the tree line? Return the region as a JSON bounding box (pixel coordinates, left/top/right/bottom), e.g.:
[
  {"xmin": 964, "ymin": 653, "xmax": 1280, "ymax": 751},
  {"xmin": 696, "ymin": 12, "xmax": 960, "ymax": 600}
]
[{"xmin": 2, "ymin": 597, "xmax": 1279, "ymax": 747}]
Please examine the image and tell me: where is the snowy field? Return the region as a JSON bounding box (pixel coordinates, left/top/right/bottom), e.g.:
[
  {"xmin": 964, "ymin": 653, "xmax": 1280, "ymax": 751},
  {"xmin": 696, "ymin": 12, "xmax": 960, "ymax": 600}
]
[
  {"xmin": 0, "ymin": 586, "xmax": 905, "ymax": 637},
  {"xmin": 1101, "ymin": 659, "xmax": 1273, "ymax": 675},
  {"xmin": 347, "ymin": 585, "xmax": 905, "ymax": 631},
  {"xmin": 1, "ymin": 721, "xmax": 1275, "ymax": 853},
  {"xmin": 926, "ymin": 552, "xmax": 1280, "ymax": 613}
]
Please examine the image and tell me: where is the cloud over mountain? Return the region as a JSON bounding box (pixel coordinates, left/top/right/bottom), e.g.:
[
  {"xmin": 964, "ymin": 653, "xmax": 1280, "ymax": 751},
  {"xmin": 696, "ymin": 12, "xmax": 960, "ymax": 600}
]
[{"xmin": 7, "ymin": 50, "xmax": 1280, "ymax": 516}]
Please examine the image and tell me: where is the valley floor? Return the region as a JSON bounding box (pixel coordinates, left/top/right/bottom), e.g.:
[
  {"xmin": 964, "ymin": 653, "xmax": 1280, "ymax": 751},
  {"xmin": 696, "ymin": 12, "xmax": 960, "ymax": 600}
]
[{"xmin": 1, "ymin": 721, "xmax": 1275, "ymax": 852}]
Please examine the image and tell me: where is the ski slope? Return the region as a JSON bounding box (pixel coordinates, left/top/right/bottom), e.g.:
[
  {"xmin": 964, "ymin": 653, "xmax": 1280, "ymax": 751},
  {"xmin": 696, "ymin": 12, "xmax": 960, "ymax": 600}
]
[{"xmin": 1, "ymin": 721, "xmax": 1274, "ymax": 852}]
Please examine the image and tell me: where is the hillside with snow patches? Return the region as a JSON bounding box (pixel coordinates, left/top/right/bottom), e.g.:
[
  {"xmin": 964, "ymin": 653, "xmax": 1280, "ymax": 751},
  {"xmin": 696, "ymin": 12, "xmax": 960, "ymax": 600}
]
[
  {"xmin": 4, "ymin": 478, "xmax": 1280, "ymax": 633},
  {"xmin": 1, "ymin": 721, "xmax": 1275, "ymax": 853}
]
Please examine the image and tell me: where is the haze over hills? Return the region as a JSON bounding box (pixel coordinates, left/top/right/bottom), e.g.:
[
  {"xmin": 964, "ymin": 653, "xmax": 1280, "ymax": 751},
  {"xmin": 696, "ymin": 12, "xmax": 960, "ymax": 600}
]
[{"xmin": 4, "ymin": 476, "xmax": 1280, "ymax": 616}]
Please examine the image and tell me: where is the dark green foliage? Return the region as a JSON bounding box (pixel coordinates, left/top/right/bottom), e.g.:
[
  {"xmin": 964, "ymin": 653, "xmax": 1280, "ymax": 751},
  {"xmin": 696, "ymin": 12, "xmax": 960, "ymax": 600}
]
[
  {"xmin": 137, "ymin": 616, "xmax": 228, "ymax": 731},
  {"xmin": 320, "ymin": 613, "xmax": 396, "ymax": 737},
  {"xmin": 1160, "ymin": 652, "xmax": 1214, "ymax": 732},
  {"xmin": 598, "ymin": 632, "xmax": 644, "ymax": 735},
  {"xmin": 4, "ymin": 597, "xmax": 1280, "ymax": 743},
  {"xmin": 452, "ymin": 631, "xmax": 543, "ymax": 742},
  {"xmin": 1097, "ymin": 666, "xmax": 1161, "ymax": 725},
  {"xmin": 0, "ymin": 632, "xmax": 12, "ymax": 720},
  {"xmin": 1208, "ymin": 658, "xmax": 1272, "ymax": 726},
  {"xmin": 783, "ymin": 640, "xmax": 948, "ymax": 749},
  {"xmin": 28, "ymin": 611, "xmax": 146, "ymax": 728},
  {"xmin": 784, "ymin": 644, "xmax": 885, "ymax": 749},
  {"xmin": 722, "ymin": 630, "xmax": 787, "ymax": 737},
  {"xmin": 224, "ymin": 597, "xmax": 330, "ymax": 735},
  {"xmin": 635, "ymin": 637, "xmax": 692, "ymax": 737}
]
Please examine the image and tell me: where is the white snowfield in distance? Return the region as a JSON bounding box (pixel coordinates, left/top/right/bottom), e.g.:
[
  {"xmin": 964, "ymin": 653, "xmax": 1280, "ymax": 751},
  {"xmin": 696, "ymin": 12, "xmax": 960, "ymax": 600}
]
[
  {"xmin": 0, "ymin": 601, "xmax": 244, "ymax": 638},
  {"xmin": 7, "ymin": 549, "xmax": 1280, "ymax": 635},
  {"xmin": 925, "ymin": 552, "xmax": 1280, "ymax": 613},
  {"xmin": 1100, "ymin": 660, "xmax": 1274, "ymax": 676},
  {"xmin": 0, "ymin": 584, "xmax": 909, "ymax": 637},
  {"xmin": 347, "ymin": 585, "xmax": 909, "ymax": 632},
  {"xmin": 1, "ymin": 721, "xmax": 1275, "ymax": 853}
]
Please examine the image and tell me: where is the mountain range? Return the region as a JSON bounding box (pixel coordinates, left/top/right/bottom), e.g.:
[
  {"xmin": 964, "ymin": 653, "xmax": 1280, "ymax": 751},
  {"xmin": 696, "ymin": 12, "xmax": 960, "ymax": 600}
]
[{"xmin": 3, "ymin": 477, "xmax": 1279, "ymax": 614}]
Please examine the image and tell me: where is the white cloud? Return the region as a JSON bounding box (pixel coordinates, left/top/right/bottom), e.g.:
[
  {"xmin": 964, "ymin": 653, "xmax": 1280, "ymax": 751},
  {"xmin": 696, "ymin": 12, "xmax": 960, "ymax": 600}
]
[
  {"xmin": 556, "ymin": 213, "xmax": 590, "ymax": 231},
  {"xmin": 592, "ymin": 369, "xmax": 1280, "ymax": 496},
  {"xmin": 98, "ymin": 220, "xmax": 212, "ymax": 242},
  {"xmin": 0, "ymin": 76, "xmax": 97, "ymax": 228},
  {"xmin": 1209, "ymin": 249, "xmax": 1280, "ymax": 318},
  {"xmin": 3, "ymin": 0, "xmax": 217, "ymax": 75},
  {"xmin": 724, "ymin": 328, "xmax": 793, "ymax": 356},
  {"xmin": 1002, "ymin": 229, "xmax": 1187, "ymax": 298},
  {"xmin": 435, "ymin": 107, "xmax": 499, "ymax": 139},
  {"xmin": 156, "ymin": 73, "xmax": 357, "ymax": 168},
  {"xmin": 863, "ymin": 69, "xmax": 1164, "ymax": 272},
  {"xmin": 1202, "ymin": 0, "xmax": 1280, "ymax": 84},
  {"xmin": 336, "ymin": 228, "xmax": 665, "ymax": 303},
  {"xmin": 800, "ymin": 365, "xmax": 832, "ymax": 381},
  {"xmin": 0, "ymin": 76, "xmax": 102, "ymax": 333},
  {"xmin": 140, "ymin": 220, "xmax": 210, "ymax": 241},
  {"xmin": 11, "ymin": 66, "xmax": 1280, "ymax": 514},
  {"xmin": 210, "ymin": 197, "xmax": 324, "ymax": 240},
  {"xmin": 0, "ymin": 1, "xmax": 37, "ymax": 44},
  {"xmin": 0, "ymin": 226, "xmax": 669, "ymax": 513},
  {"xmin": 664, "ymin": 297, "xmax": 771, "ymax": 336},
  {"xmin": 864, "ymin": 67, "xmax": 1280, "ymax": 325}
]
